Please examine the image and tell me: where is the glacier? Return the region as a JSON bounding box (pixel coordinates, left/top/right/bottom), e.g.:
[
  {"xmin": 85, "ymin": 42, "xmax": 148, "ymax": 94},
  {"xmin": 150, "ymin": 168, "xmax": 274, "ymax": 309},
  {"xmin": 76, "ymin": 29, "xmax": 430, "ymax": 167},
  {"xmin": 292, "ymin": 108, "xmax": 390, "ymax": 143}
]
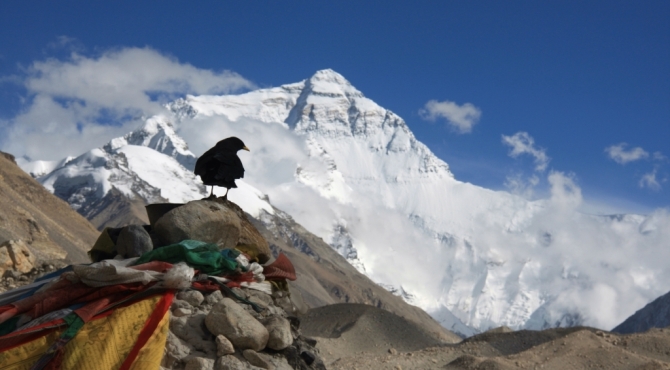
[{"xmin": 21, "ymin": 69, "xmax": 670, "ymax": 336}]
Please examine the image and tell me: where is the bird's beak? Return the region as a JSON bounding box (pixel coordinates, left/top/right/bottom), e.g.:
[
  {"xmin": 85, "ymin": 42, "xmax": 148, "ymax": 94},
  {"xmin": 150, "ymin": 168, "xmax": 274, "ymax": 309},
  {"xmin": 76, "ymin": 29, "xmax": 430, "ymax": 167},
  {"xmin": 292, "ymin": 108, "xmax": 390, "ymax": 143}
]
[{"xmin": 242, "ymin": 146, "xmax": 250, "ymax": 151}]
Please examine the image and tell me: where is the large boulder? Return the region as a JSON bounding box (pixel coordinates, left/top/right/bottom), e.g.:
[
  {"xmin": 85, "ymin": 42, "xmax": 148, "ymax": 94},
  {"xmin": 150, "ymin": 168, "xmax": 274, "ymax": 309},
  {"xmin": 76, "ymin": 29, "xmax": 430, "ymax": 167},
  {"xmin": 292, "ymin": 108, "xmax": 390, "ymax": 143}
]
[
  {"xmin": 115, "ymin": 225, "xmax": 153, "ymax": 258},
  {"xmin": 205, "ymin": 298, "xmax": 269, "ymax": 351},
  {"xmin": 264, "ymin": 316, "xmax": 293, "ymax": 351},
  {"xmin": 215, "ymin": 199, "xmax": 272, "ymax": 264},
  {"xmin": 153, "ymin": 200, "xmax": 241, "ymax": 249}
]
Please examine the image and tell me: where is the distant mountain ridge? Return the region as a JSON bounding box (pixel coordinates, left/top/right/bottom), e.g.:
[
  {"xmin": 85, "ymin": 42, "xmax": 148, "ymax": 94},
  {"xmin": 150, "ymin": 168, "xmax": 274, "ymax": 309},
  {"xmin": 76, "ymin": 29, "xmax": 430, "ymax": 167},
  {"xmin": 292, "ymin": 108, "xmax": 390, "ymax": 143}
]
[
  {"xmin": 613, "ymin": 290, "xmax": 670, "ymax": 334},
  {"xmin": 19, "ymin": 69, "xmax": 670, "ymax": 336}
]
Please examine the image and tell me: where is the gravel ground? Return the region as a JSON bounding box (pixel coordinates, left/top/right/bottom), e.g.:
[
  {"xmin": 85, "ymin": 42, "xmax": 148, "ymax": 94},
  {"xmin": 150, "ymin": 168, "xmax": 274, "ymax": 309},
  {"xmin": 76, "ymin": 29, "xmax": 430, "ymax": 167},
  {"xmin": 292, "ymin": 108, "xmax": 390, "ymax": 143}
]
[{"xmin": 302, "ymin": 304, "xmax": 670, "ymax": 370}]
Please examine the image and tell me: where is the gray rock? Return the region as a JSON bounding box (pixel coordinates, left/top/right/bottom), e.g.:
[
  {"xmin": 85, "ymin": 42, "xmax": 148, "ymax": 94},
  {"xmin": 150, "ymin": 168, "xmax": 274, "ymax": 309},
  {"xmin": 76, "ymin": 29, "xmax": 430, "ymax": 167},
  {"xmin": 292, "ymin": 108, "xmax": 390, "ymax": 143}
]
[
  {"xmin": 272, "ymin": 295, "xmax": 295, "ymax": 316},
  {"xmin": 242, "ymin": 350, "xmax": 292, "ymax": 370},
  {"xmin": 177, "ymin": 290, "xmax": 205, "ymax": 307},
  {"xmin": 171, "ymin": 298, "xmax": 191, "ymax": 310},
  {"xmin": 264, "ymin": 316, "xmax": 293, "ymax": 351},
  {"xmin": 170, "ymin": 314, "xmax": 216, "ymax": 354},
  {"xmin": 205, "ymin": 298, "xmax": 269, "ymax": 351},
  {"xmin": 116, "ymin": 225, "xmax": 153, "ymax": 258},
  {"xmin": 231, "ymin": 287, "xmax": 247, "ymax": 299},
  {"xmin": 247, "ymin": 295, "xmax": 270, "ymax": 310},
  {"xmin": 162, "ymin": 331, "xmax": 191, "ymax": 368},
  {"xmin": 215, "ymin": 355, "xmax": 241, "ymax": 370},
  {"xmin": 215, "ymin": 355, "xmax": 254, "ymax": 370},
  {"xmin": 206, "ymin": 290, "xmax": 225, "ymax": 305},
  {"xmin": 242, "ymin": 350, "xmax": 273, "ymax": 370},
  {"xmin": 153, "ymin": 200, "xmax": 241, "ymax": 249},
  {"xmin": 185, "ymin": 356, "xmax": 215, "ymax": 370},
  {"xmin": 173, "ymin": 307, "xmax": 192, "ymax": 317},
  {"xmin": 247, "ymin": 290, "xmax": 273, "ymax": 307},
  {"xmin": 215, "ymin": 335, "xmax": 235, "ymax": 356}
]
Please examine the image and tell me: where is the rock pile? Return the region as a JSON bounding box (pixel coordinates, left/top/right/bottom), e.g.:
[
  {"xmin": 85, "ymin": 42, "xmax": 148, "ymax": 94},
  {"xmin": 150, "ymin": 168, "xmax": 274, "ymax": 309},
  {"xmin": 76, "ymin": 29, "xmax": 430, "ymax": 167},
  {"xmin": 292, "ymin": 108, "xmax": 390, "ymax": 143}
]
[
  {"xmin": 90, "ymin": 198, "xmax": 325, "ymax": 369},
  {"xmin": 0, "ymin": 197, "xmax": 324, "ymax": 369},
  {"xmin": 165, "ymin": 287, "xmax": 324, "ymax": 370}
]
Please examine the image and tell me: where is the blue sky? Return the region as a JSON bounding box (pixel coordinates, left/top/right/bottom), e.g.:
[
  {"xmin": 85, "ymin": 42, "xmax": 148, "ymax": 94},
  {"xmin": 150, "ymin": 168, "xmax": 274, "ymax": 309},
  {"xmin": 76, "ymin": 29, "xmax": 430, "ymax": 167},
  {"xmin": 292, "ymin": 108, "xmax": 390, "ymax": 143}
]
[{"xmin": 0, "ymin": 1, "xmax": 668, "ymax": 213}]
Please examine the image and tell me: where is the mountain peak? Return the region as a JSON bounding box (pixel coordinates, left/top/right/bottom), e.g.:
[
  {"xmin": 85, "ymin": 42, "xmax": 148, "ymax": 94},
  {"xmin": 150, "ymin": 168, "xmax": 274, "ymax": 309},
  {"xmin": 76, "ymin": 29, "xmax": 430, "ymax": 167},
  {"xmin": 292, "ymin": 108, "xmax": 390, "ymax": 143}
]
[
  {"xmin": 303, "ymin": 69, "xmax": 363, "ymax": 99},
  {"xmin": 104, "ymin": 115, "xmax": 197, "ymax": 170},
  {"xmin": 309, "ymin": 69, "xmax": 350, "ymax": 84}
]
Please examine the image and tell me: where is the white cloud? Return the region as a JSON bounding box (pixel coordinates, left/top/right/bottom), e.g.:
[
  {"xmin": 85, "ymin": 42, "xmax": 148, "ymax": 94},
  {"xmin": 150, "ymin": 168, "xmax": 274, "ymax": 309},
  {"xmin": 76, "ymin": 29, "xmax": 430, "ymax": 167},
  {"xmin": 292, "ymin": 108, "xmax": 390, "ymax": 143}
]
[
  {"xmin": 419, "ymin": 99, "xmax": 481, "ymax": 133},
  {"xmin": 0, "ymin": 47, "xmax": 254, "ymax": 160},
  {"xmin": 605, "ymin": 143, "xmax": 649, "ymax": 164},
  {"xmin": 502, "ymin": 131, "xmax": 550, "ymax": 172},
  {"xmin": 639, "ymin": 169, "xmax": 662, "ymax": 191},
  {"xmin": 211, "ymin": 115, "xmax": 670, "ymax": 332},
  {"xmin": 653, "ymin": 151, "xmax": 667, "ymax": 162},
  {"xmin": 504, "ymin": 172, "xmax": 539, "ymax": 199},
  {"xmin": 548, "ymin": 171, "xmax": 582, "ymax": 210}
]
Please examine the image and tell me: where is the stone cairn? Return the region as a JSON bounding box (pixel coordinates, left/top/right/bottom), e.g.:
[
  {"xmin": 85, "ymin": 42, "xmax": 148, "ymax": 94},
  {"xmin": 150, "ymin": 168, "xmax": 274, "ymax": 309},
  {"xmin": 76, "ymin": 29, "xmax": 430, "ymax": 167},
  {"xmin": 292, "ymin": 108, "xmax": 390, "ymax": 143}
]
[{"xmin": 48, "ymin": 198, "xmax": 327, "ymax": 370}]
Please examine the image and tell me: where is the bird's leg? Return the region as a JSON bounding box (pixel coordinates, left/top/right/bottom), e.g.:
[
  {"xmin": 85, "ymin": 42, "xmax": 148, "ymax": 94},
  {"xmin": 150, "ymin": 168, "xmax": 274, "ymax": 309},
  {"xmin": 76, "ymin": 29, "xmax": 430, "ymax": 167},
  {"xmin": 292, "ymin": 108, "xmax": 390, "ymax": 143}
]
[
  {"xmin": 223, "ymin": 188, "xmax": 229, "ymax": 201},
  {"xmin": 205, "ymin": 186, "xmax": 216, "ymax": 200}
]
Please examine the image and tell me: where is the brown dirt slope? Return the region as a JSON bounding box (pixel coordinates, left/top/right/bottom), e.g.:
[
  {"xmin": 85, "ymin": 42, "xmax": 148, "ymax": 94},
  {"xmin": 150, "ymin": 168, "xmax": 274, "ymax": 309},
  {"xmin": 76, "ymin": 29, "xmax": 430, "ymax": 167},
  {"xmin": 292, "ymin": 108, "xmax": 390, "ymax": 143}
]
[
  {"xmin": 83, "ymin": 187, "xmax": 151, "ymax": 230},
  {"xmin": 0, "ymin": 151, "xmax": 98, "ymax": 263},
  {"xmin": 302, "ymin": 303, "xmax": 445, "ymax": 359},
  {"xmin": 326, "ymin": 326, "xmax": 670, "ymax": 370}
]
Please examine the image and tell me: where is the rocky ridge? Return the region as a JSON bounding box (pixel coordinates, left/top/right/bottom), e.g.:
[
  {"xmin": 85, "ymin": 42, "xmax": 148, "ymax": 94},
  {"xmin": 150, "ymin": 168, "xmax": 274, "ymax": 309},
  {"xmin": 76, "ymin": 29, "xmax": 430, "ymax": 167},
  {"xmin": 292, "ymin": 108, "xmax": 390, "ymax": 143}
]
[
  {"xmin": 613, "ymin": 289, "xmax": 670, "ymax": 335},
  {"xmin": 0, "ymin": 150, "xmax": 97, "ymax": 264}
]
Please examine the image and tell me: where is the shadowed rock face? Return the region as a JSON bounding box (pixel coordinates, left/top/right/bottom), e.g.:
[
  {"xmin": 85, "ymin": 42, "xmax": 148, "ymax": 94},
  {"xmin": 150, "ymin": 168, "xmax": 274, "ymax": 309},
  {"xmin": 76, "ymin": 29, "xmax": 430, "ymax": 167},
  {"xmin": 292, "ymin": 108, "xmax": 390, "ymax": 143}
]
[
  {"xmin": 613, "ymin": 290, "xmax": 670, "ymax": 334},
  {"xmin": 116, "ymin": 225, "xmax": 153, "ymax": 258}
]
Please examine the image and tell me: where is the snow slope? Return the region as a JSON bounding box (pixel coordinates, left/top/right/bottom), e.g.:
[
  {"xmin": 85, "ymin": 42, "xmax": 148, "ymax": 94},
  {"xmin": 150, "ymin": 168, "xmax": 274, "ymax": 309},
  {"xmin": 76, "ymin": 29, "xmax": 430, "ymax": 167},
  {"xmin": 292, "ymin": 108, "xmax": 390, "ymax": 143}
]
[
  {"xmin": 26, "ymin": 69, "xmax": 670, "ymax": 336},
  {"xmin": 35, "ymin": 115, "xmax": 274, "ymax": 220}
]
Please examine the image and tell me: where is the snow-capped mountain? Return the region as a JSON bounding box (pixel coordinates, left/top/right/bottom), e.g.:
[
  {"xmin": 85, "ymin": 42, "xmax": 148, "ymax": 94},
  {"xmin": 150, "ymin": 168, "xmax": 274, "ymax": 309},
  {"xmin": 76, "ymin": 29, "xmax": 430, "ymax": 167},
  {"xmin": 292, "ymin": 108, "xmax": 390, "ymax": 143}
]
[
  {"xmin": 23, "ymin": 69, "xmax": 670, "ymax": 336},
  {"xmin": 16, "ymin": 156, "xmax": 74, "ymax": 178},
  {"xmin": 35, "ymin": 115, "xmax": 275, "ymax": 228}
]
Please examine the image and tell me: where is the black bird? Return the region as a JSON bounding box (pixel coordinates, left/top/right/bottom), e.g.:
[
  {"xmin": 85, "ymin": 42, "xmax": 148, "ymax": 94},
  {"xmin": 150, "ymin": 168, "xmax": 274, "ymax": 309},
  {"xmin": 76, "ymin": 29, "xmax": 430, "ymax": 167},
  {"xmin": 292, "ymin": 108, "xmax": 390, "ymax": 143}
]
[{"xmin": 194, "ymin": 137, "xmax": 249, "ymax": 200}]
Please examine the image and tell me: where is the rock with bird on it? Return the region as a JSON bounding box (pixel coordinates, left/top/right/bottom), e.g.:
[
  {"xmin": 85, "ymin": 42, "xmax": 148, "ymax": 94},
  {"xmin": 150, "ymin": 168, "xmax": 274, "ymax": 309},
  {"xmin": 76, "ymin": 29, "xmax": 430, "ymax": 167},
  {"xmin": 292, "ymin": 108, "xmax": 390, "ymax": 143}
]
[{"xmin": 194, "ymin": 137, "xmax": 249, "ymax": 200}]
